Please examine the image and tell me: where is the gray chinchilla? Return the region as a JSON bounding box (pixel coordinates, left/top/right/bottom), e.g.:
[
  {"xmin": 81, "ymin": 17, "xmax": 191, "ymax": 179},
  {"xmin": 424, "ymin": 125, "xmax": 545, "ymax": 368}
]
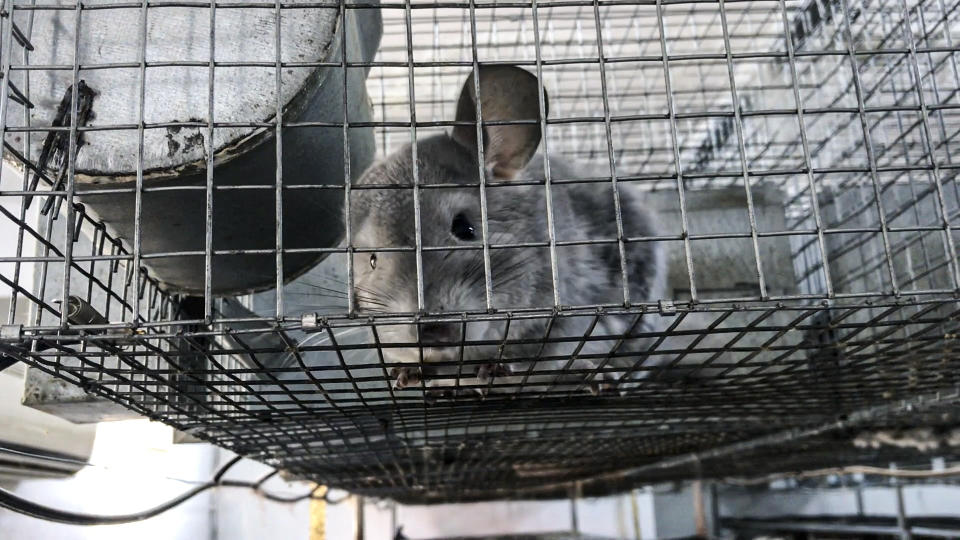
[{"xmin": 350, "ymin": 65, "xmax": 666, "ymax": 396}]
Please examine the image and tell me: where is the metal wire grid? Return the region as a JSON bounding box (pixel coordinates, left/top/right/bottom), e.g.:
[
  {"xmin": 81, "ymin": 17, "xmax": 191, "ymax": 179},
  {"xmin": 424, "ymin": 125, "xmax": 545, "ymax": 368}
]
[
  {"xmin": 371, "ymin": 0, "xmax": 960, "ymax": 302},
  {"xmin": 0, "ymin": 0, "xmax": 959, "ymax": 502}
]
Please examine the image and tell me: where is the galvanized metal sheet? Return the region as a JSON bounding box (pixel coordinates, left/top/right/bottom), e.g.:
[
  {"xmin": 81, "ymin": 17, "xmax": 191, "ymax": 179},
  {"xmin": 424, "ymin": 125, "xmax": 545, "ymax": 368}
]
[{"xmin": 17, "ymin": 0, "xmax": 338, "ymax": 179}]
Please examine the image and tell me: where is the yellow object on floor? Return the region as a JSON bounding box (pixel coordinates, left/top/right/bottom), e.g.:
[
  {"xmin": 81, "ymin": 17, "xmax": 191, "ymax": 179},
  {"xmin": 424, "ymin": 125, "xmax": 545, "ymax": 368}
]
[{"xmin": 309, "ymin": 485, "xmax": 327, "ymax": 540}]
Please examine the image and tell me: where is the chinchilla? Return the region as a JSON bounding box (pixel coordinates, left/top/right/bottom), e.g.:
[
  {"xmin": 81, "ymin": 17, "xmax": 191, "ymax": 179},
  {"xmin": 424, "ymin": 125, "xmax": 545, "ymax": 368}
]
[{"xmin": 349, "ymin": 65, "xmax": 667, "ymax": 396}]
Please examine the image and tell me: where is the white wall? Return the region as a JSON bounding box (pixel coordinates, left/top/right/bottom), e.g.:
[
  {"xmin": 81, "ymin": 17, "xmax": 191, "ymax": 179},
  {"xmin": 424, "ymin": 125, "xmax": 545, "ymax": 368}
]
[
  {"xmin": 0, "ymin": 420, "xmax": 217, "ymax": 540},
  {"xmin": 211, "ymin": 447, "xmax": 658, "ymax": 540},
  {"xmin": 3, "ymin": 431, "xmax": 673, "ymax": 540},
  {"xmin": 211, "ymin": 450, "xmax": 326, "ymax": 540}
]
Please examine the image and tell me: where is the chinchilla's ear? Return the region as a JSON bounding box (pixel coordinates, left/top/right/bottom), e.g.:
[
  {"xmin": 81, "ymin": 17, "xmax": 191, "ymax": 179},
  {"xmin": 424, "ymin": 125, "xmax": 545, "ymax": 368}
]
[{"xmin": 451, "ymin": 65, "xmax": 548, "ymax": 180}]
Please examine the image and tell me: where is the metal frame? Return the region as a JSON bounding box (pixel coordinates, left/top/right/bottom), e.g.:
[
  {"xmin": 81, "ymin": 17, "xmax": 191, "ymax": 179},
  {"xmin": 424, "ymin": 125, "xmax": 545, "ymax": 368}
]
[{"xmin": 0, "ymin": 0, "xmax": 959, "ymax": 503}]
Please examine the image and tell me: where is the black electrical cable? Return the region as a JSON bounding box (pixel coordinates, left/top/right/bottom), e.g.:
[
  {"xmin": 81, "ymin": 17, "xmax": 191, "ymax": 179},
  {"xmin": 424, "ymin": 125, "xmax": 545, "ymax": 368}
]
[
  {"xmin": 0, "ymin": 480, "xmax": 216, "ymax": 525},
  {"xmin": 0, "ymin": 444, "xmax": 97, "ymax": 470},
  {"xmin": 0, "ymin": 451, "xmax": 346, "ymax": 525},
  {"xmin": 0, "ymin": 354, "xmax": 17, "ymax": 372},
  {"xmin": 0, "ymin": 456, "xmax": 239, "ymax": 526}
]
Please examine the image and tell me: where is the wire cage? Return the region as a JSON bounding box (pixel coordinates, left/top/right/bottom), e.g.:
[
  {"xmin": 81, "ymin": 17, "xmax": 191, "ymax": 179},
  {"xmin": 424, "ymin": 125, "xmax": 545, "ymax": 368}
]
[{"xmin": 1, "ymin": 0, "xmax": 960, "ymax": 504}]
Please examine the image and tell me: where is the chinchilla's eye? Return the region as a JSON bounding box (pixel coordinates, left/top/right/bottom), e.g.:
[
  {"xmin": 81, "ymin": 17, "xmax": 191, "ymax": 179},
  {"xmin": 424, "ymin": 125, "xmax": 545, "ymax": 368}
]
[
  {"xmin": 451, "ymin": 213, "xmax": 476, "ymax": 241},
  {"xmin": 369, "ymin": 253, "xmax": 377, "ymax": 269}
]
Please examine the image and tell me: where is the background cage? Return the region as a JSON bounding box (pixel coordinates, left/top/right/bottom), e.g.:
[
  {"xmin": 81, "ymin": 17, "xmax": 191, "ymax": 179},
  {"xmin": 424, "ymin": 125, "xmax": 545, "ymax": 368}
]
[{"xmin": 1, "ymin": 0, "xmax": 960, "ymax": 505}]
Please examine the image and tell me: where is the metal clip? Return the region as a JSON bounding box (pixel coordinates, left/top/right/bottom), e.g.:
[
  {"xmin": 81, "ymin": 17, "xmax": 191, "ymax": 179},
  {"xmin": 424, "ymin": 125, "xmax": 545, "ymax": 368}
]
[
  {"xmin": 300, "ymin": 312, "xmax": 321, "ymax": 331},
  {"xmin": 0, "ymin": 324, "xmax": 23, "ymax": 342},
  {"xmin": 657, "ymin": 300, "xmax": 677, "ymax": 316}
]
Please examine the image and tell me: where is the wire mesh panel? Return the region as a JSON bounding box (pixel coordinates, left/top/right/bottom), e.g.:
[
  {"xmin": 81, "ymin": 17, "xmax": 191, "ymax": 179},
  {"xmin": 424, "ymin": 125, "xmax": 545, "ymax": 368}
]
[{"xmin": 1, "ymin": 0, "xmax": 959, "ymax": 503}]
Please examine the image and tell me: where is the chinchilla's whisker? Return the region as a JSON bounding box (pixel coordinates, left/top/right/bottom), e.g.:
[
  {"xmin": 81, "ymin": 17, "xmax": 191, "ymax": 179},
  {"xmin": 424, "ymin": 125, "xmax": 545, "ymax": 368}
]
[
  {"xmin": 298, "ymin": 282, "xmax": 350, "ymax": 296},
  {"xmin": 293, "ymin": 291, "xmax": 350, "ymax": 300}
]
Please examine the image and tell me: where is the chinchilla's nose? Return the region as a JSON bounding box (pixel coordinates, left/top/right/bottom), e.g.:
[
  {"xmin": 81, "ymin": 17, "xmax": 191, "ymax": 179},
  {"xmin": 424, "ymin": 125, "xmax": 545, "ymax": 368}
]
[{"xmin": 420, "ymin": 323, "xmax": 459, "ymax": 345}]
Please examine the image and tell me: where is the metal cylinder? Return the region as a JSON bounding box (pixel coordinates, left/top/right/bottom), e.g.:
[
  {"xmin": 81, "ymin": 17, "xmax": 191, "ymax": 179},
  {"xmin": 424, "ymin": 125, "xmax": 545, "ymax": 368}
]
[{"xmin": 12, "ymin": 1, "xmax": 383, "ymax": 295}]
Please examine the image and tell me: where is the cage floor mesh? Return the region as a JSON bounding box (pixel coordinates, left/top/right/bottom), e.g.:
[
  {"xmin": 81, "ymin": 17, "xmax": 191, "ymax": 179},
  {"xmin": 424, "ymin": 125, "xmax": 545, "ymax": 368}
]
[{"xmin": 2, "ymin": 0, "xmax": 960, "ymax": 503}]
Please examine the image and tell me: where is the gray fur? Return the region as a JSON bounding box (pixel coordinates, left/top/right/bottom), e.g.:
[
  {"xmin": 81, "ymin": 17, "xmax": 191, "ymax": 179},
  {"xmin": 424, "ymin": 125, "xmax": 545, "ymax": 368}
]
[{"xmin": 350, "ymin": 67, "xmax": 666, "ymax": 394}]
